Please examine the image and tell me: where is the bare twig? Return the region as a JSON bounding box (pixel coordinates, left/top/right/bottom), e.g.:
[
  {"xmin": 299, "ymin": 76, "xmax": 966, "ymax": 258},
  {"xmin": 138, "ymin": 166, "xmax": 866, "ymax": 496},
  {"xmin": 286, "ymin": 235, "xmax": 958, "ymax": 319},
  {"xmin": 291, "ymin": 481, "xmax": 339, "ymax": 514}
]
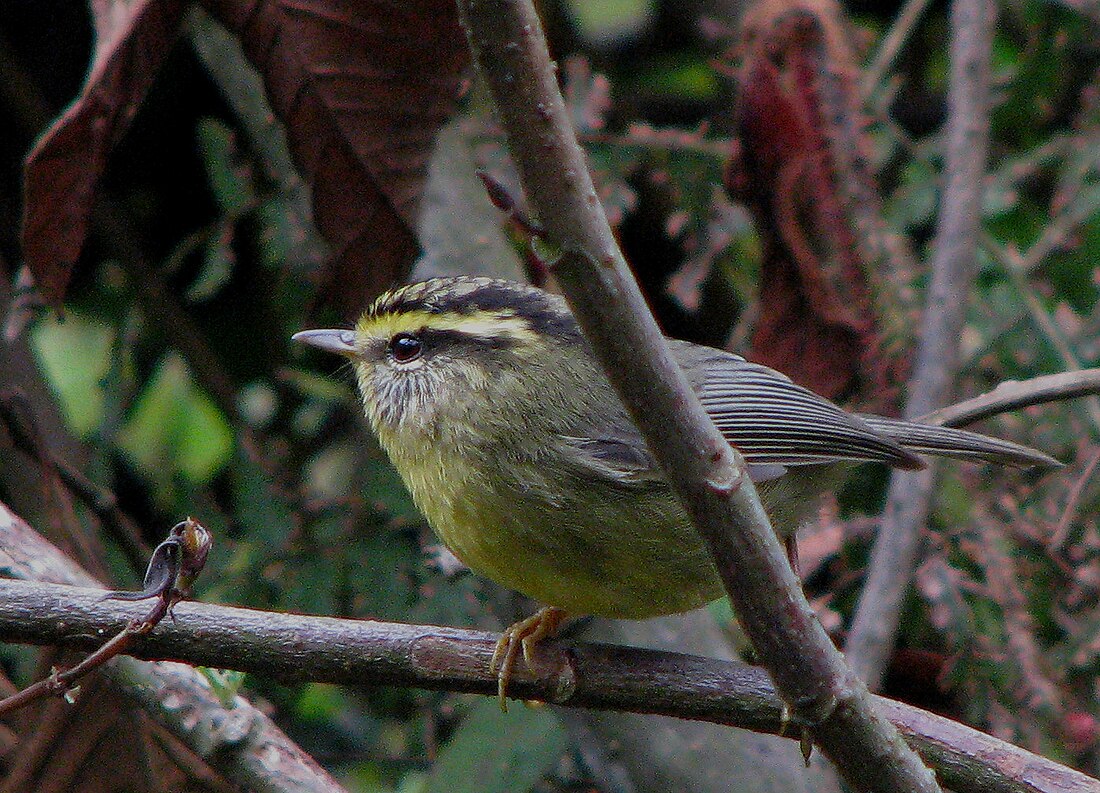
[
  {"xmin": 0, "ymin": 515, "xmax": 209, "ymax": 717},
  {"xmin": 1048, "ymin": 0, "xmax": 1100, "ymax": 26},
  {"xmin": 475, "ymin": 170, "xmax": 545, "ymax": 238},
  {"xmin": 1017, "ymin": 191, "xmax": 1100, "ymax": 277},
  {"xmin": 0, "ymin": 502, "xmax": 345, "ymax": 793},
  {"xmin": 0, "ymin": 389, "xmax": 150, "ymax": 572},
  {"xmin": 861, "ymin": 0, "xmax": 936, "ymax": 97},
  {"xmin": 974, "ymin": 517, "xmax": 1064, "ymax": 716},
  {"xmin": 458, "ymin": 1, "xmax": 941, "ymax": 790},
  {"xmin": 846, "ymin": 0, "xmax": 996, "ymax": 692},
  {"xmin": 984, "ymin": 237, "xmax": 1100, "ymax": 433},
  {"xmin": 1049, "ymin": 447, "xmax": 1100, "ymax": 549},
  {"xmin": 919, "ymin": 368, "xmax": 1100, "ymax": 428},
  {"xmin": 0, "ymin": 615, "xmax": 159, "ymax": 717},
  {"xmin": 0, "ymin": 577, "xmax": 1093, "ymax": 793},
  {"xmin": 475, "ymin": 169, "xmax": 551, "ymax": 285}
]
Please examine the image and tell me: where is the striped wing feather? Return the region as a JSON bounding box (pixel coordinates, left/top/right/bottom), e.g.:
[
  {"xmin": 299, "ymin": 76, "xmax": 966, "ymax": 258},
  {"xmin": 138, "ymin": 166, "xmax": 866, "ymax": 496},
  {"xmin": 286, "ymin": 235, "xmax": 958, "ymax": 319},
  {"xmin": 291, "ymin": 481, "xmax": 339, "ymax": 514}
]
[
  {"xmin": 561, "ymin": 342, "xmax": 1059, "ymax": 481},
  {"xmin": 856, "ymin": 414, "xmax": 1060, "ymax": 469},
  {"xmin": 688, "ymin": 346, "xmax": 924, "ymax": 470}
]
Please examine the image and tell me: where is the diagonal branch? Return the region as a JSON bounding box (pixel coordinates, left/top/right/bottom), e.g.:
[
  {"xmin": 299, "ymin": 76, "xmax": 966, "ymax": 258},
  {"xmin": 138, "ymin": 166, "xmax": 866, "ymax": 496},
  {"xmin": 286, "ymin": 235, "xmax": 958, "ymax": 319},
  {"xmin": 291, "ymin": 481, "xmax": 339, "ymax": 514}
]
[
  {"xmin": 456, "ymin": 0, "xmax": 940, "ymax": 790},
  {"xmin": 985, "ymin": 236, "xmax": 1100, "ymax": 433},
  {"xmin": 845, "ymin": 0, "xmax": 996, "ymax": 691},
  {"xmin": 861, "ymin": 0, "xmax": 936, "ymax": 97}
]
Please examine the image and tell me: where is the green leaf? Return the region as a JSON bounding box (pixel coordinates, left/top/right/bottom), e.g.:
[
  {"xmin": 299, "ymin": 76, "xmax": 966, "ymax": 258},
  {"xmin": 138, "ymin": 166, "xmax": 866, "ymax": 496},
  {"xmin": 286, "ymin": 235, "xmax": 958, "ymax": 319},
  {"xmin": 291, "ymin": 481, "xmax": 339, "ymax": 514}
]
[
  {"xmin": 197, "ymin": 117, "xmax": 254, "ymax": 215},
  {"xmin": 886, "ymin": 153, "xmax": 938, "ymax": 230},
  {"xmin": 295, "ymin": 682, "xmax": 353, "ymax": 723},
  {"xmin": 564, "ymin": 0, "xmax": 654, "ymax": 46},
  {"xmin": 284, "ymin": 368, "xmax": 357, "ymax": 404},
  {"xmin": 424, "ymin": 698, "xmax": 568, "ymax": 793},
  {"xmin": 629, "ymin": 56, "xmax": 720, "ymax": 101},
  {"xmin": 198, "ymin": 668, "xmax": 247, "ymax": 708},
  {"xmin": 116, "ymin": 354, "xmax": 234, "ymax": 499},
  {"xmin": 186, "ymin": 233, "xmax": 236, "ymax": 302},
  {"xmin": 31, "ymin": 312, "xmax": 115, "ymax": 437}
]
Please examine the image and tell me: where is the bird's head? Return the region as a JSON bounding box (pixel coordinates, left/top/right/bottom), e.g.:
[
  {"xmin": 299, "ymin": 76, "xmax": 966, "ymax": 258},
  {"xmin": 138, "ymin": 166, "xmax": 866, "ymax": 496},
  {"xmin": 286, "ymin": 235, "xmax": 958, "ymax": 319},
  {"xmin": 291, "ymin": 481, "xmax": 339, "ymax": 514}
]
[{"xmin": 293, "ymin": 278, "xmax": 585, "ymax": 440}]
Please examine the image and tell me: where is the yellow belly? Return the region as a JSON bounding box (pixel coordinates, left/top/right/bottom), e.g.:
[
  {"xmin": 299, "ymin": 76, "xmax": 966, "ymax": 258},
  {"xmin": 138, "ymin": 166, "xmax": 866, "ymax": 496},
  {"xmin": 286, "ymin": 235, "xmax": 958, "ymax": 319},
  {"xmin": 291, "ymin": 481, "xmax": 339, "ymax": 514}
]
[
  {"xmin": 383, "ymin": 430, "xmax": 831, "ymax": 619},
  {"xmin": 385, "ymin": 441, "xmax": 719, "ymax": 617}
]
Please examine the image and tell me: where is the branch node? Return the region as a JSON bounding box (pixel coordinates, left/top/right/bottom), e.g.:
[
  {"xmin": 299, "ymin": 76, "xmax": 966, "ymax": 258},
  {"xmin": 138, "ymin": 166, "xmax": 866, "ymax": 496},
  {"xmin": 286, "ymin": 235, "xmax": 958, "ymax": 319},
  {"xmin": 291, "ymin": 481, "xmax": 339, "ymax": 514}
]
[
  {"xmin": 706, "ymin": 457, "xmax": 744, "ymax": 496},
  {"xmin": 550, "ymin": 647, "xmax": 579, "ymax": 704}
]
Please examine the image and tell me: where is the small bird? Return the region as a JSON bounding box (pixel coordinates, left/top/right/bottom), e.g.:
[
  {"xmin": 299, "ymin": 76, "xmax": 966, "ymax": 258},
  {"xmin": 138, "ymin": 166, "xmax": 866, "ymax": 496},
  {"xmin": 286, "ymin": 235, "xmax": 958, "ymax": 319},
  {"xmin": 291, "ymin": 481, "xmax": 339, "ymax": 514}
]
[{"xmin": 294, "ymin": 277, "xmax": 1059, "ymax": 705}]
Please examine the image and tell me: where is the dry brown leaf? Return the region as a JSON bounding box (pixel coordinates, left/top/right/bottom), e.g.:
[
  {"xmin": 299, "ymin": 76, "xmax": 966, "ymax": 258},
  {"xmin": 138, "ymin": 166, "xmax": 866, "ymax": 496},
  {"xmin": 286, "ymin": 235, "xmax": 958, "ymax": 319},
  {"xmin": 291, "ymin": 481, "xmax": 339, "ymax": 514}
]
[
  {"xmin": 204, "ymin": 0, "xmax": 469, "ymax": 316},
  {"xmin": 728, "ymin": 0, "xmax": 909, "ymax": 406},
  {"xmin": 22, "ymin": 0, "xmax": 469, "ymax": 317},
  {"xmin": 21, "ymin": 0, "xmax": 189, "ymax": 307}
]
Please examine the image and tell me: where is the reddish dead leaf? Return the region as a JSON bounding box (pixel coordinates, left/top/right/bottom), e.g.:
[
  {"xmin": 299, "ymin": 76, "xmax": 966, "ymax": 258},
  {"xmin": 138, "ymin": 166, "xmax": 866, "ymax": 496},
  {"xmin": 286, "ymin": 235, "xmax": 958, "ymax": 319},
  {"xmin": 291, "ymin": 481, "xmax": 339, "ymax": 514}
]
[
  {"xmin": 563, "ymin": 57, "xmax": 611, "ymax": 134},
  {"xmin": 204, "ymin": 0, "xmax": 469, "ymax": 317},
  {"xmin": 21, "ymin": 0, "xmax": 189, "ymax": 307},
  {"xmin": 882, "ymin": 647, "xmax": 954, "ymax": 714},
  {"xmin": 728, "ymin": 0, "xmax": 911, "ymax": 407}
]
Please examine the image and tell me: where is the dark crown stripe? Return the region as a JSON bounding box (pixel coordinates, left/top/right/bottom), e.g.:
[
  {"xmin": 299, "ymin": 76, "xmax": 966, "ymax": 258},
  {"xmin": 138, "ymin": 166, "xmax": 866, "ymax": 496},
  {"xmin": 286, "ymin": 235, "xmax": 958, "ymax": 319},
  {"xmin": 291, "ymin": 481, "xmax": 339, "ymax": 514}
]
[
  {"xmin": 419, "ymin": 327, "xmax": 522, "ymax": 351},
  {"xmin": 373, "ymin": 279, "xmax": 582, "ymax": 342}
]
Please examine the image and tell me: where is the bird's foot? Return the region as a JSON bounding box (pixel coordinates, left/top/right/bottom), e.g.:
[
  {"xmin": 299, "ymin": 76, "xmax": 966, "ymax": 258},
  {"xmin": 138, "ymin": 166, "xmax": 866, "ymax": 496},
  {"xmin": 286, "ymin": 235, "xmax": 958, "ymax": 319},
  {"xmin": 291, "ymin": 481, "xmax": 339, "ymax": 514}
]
[{"xmin": 490, "ymin": 606, "xmax": 567, "ymax": 711}]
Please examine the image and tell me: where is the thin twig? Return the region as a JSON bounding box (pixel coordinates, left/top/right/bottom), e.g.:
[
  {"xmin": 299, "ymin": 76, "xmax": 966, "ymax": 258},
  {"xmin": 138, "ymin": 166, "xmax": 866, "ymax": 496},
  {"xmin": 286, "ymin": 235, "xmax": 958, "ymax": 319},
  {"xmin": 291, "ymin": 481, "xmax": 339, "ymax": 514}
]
[
  {"xmin": 474, "ymin": 170, "xmax": 551, "ymax": 285},
  {"xmin": 0, "ymin": 577, "xmax": 1093, "ymax": 793},
  {"xmin": 1047, "ymin": 0, "xmax": 1100, "ymax": 26},
  {"xmin": 846, "ymin": 0, "xmax": 996, "ymax": 691},
  {"xmin": 0, "ymin": 389, "xmax": 150, "ymax": 572},
  {"xmin": 1049, "ymin": 447, "xmax": 1100, "ymax": 548},
  {"xmin": 1017, "ymin": 190, "xmax": 1100, "ymax": 277},
  {"xmin": 0, "ymin": 616, "xmax": 158, "ymax": 717},
  {"xmin": 0, "ymin": 503, "xmax": 345, "ymax": 793},
  {"xmin": 973, "ymin": 516, "xmax": 1065, "ymax": 716},
  {"xmin": 984, "ymin": 235, "xmax": 1100, "ymax": 433},
  {"xmin": 458, "ymin": 1, "xmax": 941, "ymax": 790},
  {"xmin": 919, "ymin": 368, "xmax": 1100, "ymax": 428},
  {"xmin": 0, "ymin": 508, "xmax": 215, "ymax": 716},
  {"xmin": 861, "ymin": 0, "xmax": 936, "ymax": 97}
]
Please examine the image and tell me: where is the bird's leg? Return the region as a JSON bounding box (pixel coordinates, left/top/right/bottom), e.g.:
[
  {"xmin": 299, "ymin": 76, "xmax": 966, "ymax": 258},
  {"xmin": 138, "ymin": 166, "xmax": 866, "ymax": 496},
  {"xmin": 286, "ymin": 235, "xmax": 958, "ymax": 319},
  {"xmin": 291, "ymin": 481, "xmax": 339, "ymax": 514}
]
[
  {"xmin": 785, "ymin": 536, "xmax": 801, "ymax": 578},
  {"xmin": 784, "ymin": 537, "xmax": 817, "ymax": 762},
  {"xmin": 490, "ymin": 606, "xmax": 567, "ymax": 711}
]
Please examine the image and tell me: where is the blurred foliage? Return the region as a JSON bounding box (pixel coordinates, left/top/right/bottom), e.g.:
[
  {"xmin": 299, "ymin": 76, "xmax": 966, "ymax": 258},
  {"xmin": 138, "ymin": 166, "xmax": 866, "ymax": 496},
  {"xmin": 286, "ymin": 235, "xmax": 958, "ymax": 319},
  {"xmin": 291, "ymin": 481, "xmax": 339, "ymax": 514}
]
[{"xmin": 4, "ymin": 0, "xmax": 1100, "ymax": 790}]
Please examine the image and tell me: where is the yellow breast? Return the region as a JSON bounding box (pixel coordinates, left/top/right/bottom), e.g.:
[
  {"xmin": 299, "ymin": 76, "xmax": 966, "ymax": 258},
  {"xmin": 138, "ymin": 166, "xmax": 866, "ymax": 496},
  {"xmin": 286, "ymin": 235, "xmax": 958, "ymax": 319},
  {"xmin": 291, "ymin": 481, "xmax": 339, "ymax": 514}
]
[{"xmin": 376, "ymin": 423, "xmax": 725, "ymax": 618}]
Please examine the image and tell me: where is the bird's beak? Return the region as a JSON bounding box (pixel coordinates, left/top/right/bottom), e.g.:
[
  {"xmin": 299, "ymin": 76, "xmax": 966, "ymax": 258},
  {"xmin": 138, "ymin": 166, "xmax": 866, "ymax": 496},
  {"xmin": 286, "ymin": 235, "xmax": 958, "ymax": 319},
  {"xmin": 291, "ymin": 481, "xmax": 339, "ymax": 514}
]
[{"xmin": 292, "ymin": 329, "xmax": 358, "ymax": 356}]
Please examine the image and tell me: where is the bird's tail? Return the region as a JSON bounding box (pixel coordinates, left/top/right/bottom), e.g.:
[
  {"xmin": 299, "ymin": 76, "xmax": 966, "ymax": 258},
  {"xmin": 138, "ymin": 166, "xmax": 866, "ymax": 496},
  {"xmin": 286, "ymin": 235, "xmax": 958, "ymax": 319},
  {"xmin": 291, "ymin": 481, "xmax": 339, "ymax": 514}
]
[{"xmin": 856, "ymin": 415, "xmax": 1062, "ymax": 470}]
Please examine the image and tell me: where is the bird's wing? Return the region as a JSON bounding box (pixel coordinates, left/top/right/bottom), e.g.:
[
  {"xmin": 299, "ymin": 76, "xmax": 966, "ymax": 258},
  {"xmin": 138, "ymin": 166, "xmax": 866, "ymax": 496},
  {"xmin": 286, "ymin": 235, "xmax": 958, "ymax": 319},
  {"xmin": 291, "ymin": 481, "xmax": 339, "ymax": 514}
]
[
  {"xmin": 558, "ymin": 342, "xmax": 924, "ymax": 483},
  {"xmin": 680, "ymin": 343, "xmax": 924, "ymax": 470},
  {"xmin": 558, "ymin": 433, "xmax": 661, "ymax": 484},
  {"xmin": 559, "ymin": 431, "xmax": 789, "ymax": 485}
]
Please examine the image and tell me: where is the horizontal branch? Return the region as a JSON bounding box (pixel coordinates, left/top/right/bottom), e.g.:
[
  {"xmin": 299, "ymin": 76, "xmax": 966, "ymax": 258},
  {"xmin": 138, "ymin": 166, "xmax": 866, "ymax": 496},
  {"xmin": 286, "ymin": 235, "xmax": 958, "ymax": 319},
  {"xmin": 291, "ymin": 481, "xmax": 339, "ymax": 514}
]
[
  {"xmin": 0, "ymin": 502, "xmax": 344, "ymax": 793},
  {"xmin": 0, "ymin": 578, "xmax": 1093, "ymax": 793}
]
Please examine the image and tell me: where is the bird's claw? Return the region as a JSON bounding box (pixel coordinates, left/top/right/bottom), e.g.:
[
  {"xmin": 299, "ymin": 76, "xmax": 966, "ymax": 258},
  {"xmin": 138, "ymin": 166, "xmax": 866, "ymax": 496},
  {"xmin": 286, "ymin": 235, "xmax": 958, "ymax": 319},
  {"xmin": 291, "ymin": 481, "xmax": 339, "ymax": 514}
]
[{"xmin": 490, "ymin": 607, "xmax": 566, "ymax": 711}]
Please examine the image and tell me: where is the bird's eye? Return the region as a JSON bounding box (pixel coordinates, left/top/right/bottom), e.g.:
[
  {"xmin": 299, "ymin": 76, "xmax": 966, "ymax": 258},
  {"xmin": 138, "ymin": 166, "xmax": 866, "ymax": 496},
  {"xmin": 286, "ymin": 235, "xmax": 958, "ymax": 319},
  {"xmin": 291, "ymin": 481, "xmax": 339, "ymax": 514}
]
[{"xmin": 388, "ymin": 332, "xmax": 423, "ymax": 363}]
